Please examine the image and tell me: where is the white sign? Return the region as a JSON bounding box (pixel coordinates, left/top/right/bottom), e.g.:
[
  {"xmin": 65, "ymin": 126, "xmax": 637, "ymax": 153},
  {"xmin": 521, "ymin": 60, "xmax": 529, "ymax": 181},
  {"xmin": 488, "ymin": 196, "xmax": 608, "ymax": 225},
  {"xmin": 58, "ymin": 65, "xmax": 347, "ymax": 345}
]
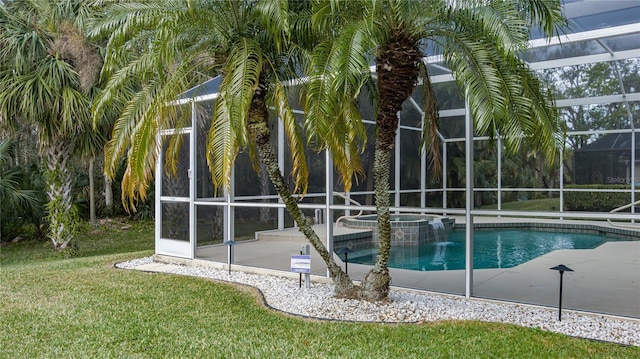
[{"xmin": 290, "ymin": 255, "xmax": 311, "ymax": 273}]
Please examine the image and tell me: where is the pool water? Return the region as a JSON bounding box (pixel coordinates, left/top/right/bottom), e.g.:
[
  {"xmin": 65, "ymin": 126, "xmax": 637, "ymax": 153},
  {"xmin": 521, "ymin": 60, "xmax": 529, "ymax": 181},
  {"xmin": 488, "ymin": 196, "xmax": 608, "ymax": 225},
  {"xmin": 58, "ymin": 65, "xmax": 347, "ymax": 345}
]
[{"xmin": 347, "ymin": 229, "xmax": 623, "ymax": 271}]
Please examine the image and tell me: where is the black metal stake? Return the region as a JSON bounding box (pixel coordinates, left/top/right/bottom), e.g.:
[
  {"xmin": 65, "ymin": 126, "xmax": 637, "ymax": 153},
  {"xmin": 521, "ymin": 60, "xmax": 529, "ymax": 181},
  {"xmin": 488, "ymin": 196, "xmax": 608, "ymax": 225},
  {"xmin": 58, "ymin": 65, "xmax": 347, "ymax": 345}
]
[
  {"xmin": 550, "ymin": 264, "xmax": 573, "ymax": 321},
  {"xmin": 299, "ymin": 250, "xmax": 303, "ymax": 288},
  {"xmin": 226, "ymin": 240, "xmax": 236, "ymax": 275},
  {"xmin": 344, "ymin": 252, "xmax": 349, "ymax": 274},
  {"xmin": 336, "ymin": 247, "xmax": 354, "ymax": 275}
]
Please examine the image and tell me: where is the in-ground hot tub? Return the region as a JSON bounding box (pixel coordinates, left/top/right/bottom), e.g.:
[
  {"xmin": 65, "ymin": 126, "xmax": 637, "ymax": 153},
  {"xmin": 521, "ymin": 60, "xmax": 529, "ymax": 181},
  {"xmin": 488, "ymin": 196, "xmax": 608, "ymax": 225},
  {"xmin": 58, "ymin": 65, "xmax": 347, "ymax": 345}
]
[{"xmin": 339, "ymin": 214, "xmax": 454, "ymax": 247}]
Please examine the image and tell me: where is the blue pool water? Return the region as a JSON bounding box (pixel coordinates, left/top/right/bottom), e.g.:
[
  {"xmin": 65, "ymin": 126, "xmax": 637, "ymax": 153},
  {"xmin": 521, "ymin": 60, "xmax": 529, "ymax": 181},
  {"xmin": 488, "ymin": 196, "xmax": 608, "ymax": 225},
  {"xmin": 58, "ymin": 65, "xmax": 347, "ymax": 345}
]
[{"xmin": 347, "ymin": 229, "xmax": 624, "ymax": 271}]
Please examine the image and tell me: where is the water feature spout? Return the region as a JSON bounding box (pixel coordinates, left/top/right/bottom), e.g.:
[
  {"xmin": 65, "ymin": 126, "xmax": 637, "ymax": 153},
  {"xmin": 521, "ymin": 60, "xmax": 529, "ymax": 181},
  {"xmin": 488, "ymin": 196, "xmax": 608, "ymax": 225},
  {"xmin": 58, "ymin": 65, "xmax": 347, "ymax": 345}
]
[{"xmin": 430, "ymin": 220, "xmax": 448, "ymax": 243}]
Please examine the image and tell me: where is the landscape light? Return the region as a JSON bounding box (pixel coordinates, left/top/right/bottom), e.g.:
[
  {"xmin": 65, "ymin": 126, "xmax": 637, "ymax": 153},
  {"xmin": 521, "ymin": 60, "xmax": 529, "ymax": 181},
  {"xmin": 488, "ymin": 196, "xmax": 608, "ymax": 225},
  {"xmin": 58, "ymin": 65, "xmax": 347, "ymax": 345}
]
[{"xmin": 550, "ymin": 264, "xmax": 574, "ymax": 321}]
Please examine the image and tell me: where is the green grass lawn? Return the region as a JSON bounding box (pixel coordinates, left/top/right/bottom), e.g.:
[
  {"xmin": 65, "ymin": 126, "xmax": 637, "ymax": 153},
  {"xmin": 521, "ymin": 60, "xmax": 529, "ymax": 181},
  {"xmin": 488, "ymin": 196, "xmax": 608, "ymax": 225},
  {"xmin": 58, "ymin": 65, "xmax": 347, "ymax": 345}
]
[{"xmin": 1, "ymin": 219, "xmax": 637, "ymax": 358}]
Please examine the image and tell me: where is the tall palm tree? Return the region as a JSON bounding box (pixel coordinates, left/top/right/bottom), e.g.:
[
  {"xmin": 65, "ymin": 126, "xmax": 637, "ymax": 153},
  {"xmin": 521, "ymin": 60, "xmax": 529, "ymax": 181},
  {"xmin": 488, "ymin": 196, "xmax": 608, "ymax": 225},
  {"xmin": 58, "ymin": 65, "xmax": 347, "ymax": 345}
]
[
  {"xmin": 306, "ymin": 0, "xmax": 568, "ymax": 301},
  {"xmin": 92, "ymin": 0, "xmax": 358, "ymax": 296},
  {"xmin": 0, "ymin": 0, "xmax": 103, "ymax": 252}
]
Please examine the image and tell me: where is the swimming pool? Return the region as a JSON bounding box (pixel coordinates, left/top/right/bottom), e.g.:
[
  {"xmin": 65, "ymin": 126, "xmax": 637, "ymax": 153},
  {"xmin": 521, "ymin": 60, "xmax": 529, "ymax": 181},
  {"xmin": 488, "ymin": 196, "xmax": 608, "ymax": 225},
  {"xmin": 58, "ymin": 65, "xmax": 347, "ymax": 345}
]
[{"xmin": 345, "ymin": 229, "xmax": 627, "ymax": 271}]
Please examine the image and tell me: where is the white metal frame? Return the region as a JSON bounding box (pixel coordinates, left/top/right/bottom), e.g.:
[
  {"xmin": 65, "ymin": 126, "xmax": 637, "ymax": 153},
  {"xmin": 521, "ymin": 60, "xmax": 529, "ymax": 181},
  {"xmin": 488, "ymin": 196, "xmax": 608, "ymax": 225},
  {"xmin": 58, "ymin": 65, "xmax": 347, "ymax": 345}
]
[{"xmin": 156, "ymin": 126, "xmax": 194, "ymax": 259}]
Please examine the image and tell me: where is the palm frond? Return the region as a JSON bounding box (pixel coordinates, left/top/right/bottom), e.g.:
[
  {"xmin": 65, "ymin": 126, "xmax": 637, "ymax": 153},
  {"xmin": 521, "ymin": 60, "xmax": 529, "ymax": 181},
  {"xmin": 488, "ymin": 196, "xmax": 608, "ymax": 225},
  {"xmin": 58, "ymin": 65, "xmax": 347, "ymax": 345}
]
[
  {"xmin": 332, "ymin": 101, "xmax": 366, "ymax": 192},
  {"xmin": 435, "ymin": 3, "xmax": 563, "ymax": 164},
  {"xmin": 517, "ymin": 0, "xmax": 568, "ymax": 38},
  {"xmin": 467, "ymin": 2, "xmax": 529, "ymax": 55},
  {"xmin": 206, "ymin": 92, "xmax": 238, "ymax": 194},
  {"xmin": 105, "ymin": 56, "xmax": 192, "ymax": 187},
  {"xmin": 333, "ymin": 20, "xmax": 374, "ymax": 102},
  {"xmin": 304, "ymin": 40, "xmax": 339, "ymax": 149},
  {"xmin": 256, "ymin": 0, "xmax": 290, "ymax": 53},
  {"xmin": 271, "ymin": 80, "xmax": 308, "ymax": 195},
  {"xmin": 224, "ymin": 37, "xmax": 263, "ymax": 133}
]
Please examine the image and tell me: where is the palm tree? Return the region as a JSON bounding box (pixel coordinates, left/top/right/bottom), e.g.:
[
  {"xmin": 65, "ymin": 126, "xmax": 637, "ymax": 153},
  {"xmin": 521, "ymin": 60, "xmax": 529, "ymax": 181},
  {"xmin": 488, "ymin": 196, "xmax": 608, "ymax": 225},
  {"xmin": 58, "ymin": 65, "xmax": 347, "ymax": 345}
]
[
  {"xmin": 0, "ymin": 139, "xmax": 42, "ymax": 241},
  {"xmin": 305, "ymin": 0, "xmax": 568, "ymax": 301},
  {"xmin": 0, "ymin": 0, "xmax": 103, "ymax": 252},
  {"xmin": 92, "ymin": 0, "xmax": 358, "ymax": 296},
  {"xmin": 74, "ymin": 117, "xmax": 109, "ymax": 226}
]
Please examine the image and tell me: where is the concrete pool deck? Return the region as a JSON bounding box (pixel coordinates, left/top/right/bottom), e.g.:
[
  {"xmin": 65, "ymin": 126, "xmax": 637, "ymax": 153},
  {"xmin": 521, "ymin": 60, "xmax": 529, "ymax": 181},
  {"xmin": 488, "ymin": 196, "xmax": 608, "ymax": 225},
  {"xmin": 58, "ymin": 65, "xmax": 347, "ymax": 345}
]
[{"xmin": 157, "ymin": 217, "xmax": 640, "ymax": 319}]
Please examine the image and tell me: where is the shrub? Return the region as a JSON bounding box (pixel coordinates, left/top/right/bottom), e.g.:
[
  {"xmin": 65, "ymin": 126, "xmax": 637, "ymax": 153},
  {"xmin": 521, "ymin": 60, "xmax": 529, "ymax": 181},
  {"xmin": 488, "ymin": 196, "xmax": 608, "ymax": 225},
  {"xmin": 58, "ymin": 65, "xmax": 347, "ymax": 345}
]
[{"xmin": 564, "ymin": 184, "xmax": 634, "ymax": 211}]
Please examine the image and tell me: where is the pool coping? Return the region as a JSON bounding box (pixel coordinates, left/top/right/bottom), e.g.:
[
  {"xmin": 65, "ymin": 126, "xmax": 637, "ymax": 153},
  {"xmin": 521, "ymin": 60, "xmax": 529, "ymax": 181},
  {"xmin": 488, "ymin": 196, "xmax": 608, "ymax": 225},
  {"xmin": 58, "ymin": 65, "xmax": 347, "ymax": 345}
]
[{"xmin": 453, "ymin": 222, "xmax": 640, "ymax": 240}]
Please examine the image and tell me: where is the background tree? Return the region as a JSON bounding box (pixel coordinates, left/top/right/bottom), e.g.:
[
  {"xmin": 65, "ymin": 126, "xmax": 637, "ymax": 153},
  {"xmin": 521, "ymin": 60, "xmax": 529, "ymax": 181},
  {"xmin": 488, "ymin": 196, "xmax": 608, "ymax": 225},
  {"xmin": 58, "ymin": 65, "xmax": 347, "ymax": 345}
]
[
  {"xmin": 537, "ymin": 59, "xmax": 640, "ymax": 185},
  {"xmin": 305, "ymin": 0, "xmax": 568, "ymax": 301},
  {"xmin": 541, "ymin": 59, "xmax": 640, "ymax": 150},
  {"xmin": 0, "ymin": 138, "xmax": 43, "ymax": 242},
  {"xmin": 0, "ymin": 0, "xmax": 103, "ymax": 252}
]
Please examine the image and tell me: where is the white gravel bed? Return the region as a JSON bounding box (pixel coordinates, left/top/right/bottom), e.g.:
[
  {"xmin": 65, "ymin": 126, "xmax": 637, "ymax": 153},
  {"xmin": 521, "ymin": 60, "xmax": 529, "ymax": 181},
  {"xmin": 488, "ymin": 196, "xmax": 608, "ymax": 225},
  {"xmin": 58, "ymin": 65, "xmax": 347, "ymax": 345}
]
[{"xmin": 117, "ymin": 257, "xmax": 639, "ymax": 346}]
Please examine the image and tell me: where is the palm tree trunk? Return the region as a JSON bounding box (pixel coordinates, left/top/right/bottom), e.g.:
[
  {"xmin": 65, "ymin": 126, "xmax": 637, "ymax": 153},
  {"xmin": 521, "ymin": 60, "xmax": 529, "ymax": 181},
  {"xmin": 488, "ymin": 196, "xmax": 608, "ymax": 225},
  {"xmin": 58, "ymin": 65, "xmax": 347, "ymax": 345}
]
[
  {"xmin": 89, "ymin": 156, "xmax": 96, "ymax": 226},
  {"xmin": 104, "ymin": 175, "xmax": 113, "ymax": 209},
  {"xmin": 360, "ymin": 30, "xmax": 421, "ymax": 301},
  {"xmin": 259, "ymin": 161, "xmax": 271, "ymax": 223},
  {"xmin": 43, "ymin": 139, "xmax": 78, "ymax": 253},
  {"xmin": 359, "ymin": 142, "xmax": 392, "ymax": 301},
  {"xmin": 247, "ymin": 78, "xmax": 358, "ymax": 298}
]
